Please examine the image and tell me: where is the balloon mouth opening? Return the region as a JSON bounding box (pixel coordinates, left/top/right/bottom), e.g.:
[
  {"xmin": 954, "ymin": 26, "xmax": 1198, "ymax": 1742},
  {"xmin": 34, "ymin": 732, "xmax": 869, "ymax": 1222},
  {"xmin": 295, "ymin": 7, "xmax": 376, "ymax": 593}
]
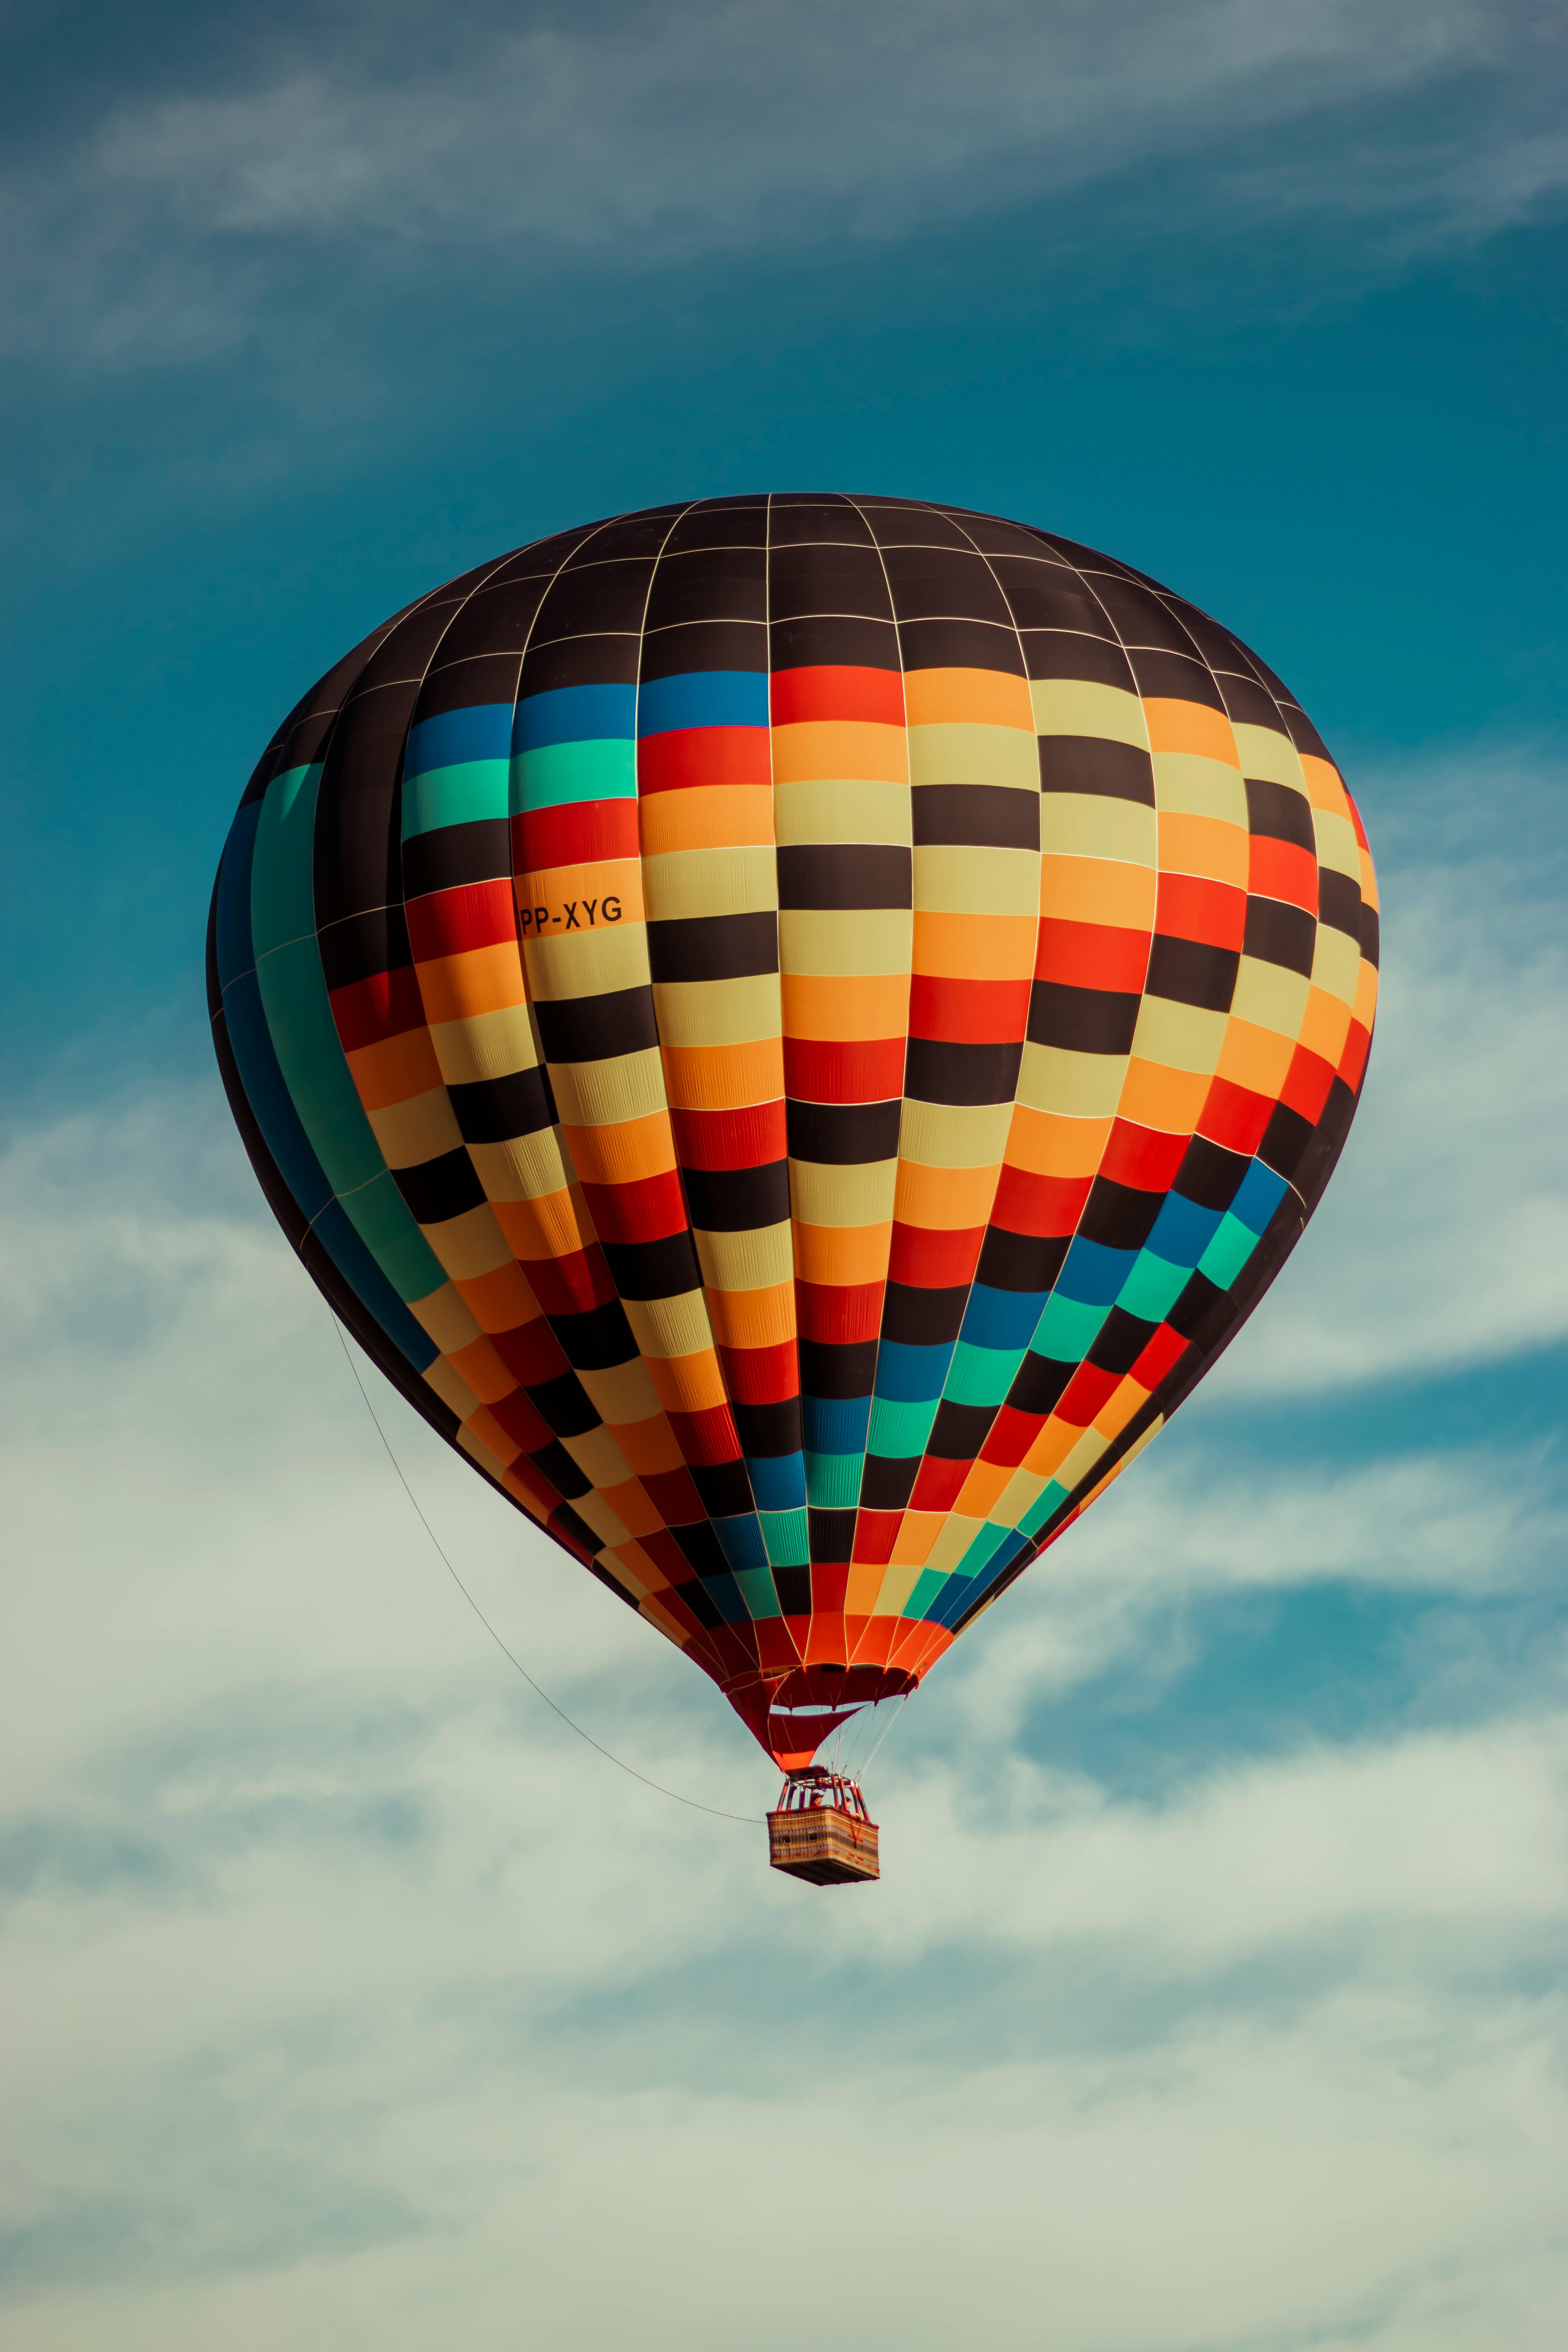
[{"xmin": 725, "ymin": 1663, "xmax": 917, "ymax": 1768}]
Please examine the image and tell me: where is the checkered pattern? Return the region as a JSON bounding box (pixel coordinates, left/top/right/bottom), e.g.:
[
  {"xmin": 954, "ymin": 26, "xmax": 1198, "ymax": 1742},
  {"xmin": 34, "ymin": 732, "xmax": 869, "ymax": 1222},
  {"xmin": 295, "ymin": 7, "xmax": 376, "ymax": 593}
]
[{"xmin": 209, "ymin": 497, "xmax": 1379, "ymax": 1766}]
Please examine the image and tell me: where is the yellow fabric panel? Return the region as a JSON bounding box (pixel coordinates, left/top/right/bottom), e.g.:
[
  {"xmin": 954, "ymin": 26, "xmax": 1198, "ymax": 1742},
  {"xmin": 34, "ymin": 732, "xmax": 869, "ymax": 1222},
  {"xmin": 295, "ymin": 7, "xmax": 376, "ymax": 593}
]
[
  {"xmin": 549, "ymin": 1045, "xmax": 668, "ymax": 1129},
  {"xmin": 1017, "ymin": 1041, "xmax": 1129, "ymax": 1119},
  {"xmin": 770, "ymin": 719, "xmax": 908, "ymax": 784},
  {"xmin": 562, "ymin": 1423, "xmax": 635, "ymax": 1489},
  {"xmin": 1030, "ymin": 677, "xmax": 1147, "ymax": 746},
  {"xmin": 467, "ymin": 1126, "xmax": 572, "ymax": 1203},
  {"xmin": 421, "ymin": 1354, "xmax": 483, "ymax": 1422},
  {"xmin": 1312, "ymin": 806, "xmax": 1362, "ymax": 880},
  {"xmin": 408, "ymin": 1280, "xmax": 483, "ymax": 1355},
  {"xmin": 523, "ymin": 922, "xmax": 648, "ymax": 1001},
  {"xmin": 515, "ymin": 856, "xmax": 645, "ymax": 923},
  {"xmin": 1229, "ymin": 955, "xmax": 1312, "ymax": 1040},
  {"xmin": 1040, "ymin": 793, "xmax": 1158, "ymax": 864},
  {"xmin": 424, "ymin": 1003, "xmax": 539, "ymax": 1087},
  {"xmin": 912, "ymin": 842, "xmax": 1040, "ymax": 918},
  {"xmin": 906, "ymin": 722, "xmax": 1040, "ymax": 791},
  {"xmin": 1152, "ymin": 752, "xmax": 1249, "ymax": 825},
  {"xmin": 692, "ymin": 1221, "xmax": 794, "ymax": 1290},
  {"xmin": 640, "ymin": 843, "xmax": 779, "ymax": 920},
  {"xmin": 898, "ymin": 1097, "xmax": 1014, "ymax": 1168},
  {"xmin": 576, "ymin": 1355, "xmax": 664, "ymax": 1428},
  {"xmin": 652, "ymin": 971, "xmax": 781, "ymax": 1048},
  {"xmin": 1129, "ymin": 995, "xmax": 1229, "ymax": 1076},
  {"xmin": 364, "ymin": 1085, "xmax": 464, "ymax": 1169},
  {"xmin": 777, "ymin": 906, "xmax": 912, "ymax": 975},
  {"xmin": 623, "ymin": 1289, "xmax": 716, "ymax": 1361},
  {"xmin": 788, "ymin": 1158, "xmax": 898, "ymax": 1227},
  {"xmin": 419, "ymin": 1200, "xmax": 519, "ymax": 1283},
  {"xmin": 1229, "ymin": 722, "xmax": 1303, "ymax": 788},
  {"xmin": 773, "ymin": 775, "xmax": 911, "ymax": 845},
  {"xmin": 902, "ymin": 667, "xmax": 1033, "ymax": 728}
]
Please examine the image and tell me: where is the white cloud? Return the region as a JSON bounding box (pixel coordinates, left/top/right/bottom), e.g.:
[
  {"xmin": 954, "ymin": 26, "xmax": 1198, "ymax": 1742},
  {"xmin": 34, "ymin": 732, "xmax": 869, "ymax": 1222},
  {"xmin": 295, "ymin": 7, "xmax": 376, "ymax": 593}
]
[
  {"xmin": 8, "ymin": 0, "xmax": 1566, "ymax": 367},
  {"xmin": 3, "ymin": 1044, "xmax": 1568, "ymax": 2346}
]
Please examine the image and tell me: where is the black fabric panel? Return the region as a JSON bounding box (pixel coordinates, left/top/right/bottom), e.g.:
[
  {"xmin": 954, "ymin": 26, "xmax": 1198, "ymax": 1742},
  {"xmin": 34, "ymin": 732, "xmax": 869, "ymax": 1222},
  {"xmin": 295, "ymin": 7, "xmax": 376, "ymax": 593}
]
[
  {"xmin": 1216, "ymin": 676, "xmax": 1285, "ymax": 731},
  {"xmin": 1125, "ymin": 648, "xmax": 1227, "ymax": 708},
  {"xmin": 987, "ymin": 561, "xmax": 1119, "ymax": 635},
  {"xmin": 903, "ymin": 1036, "xmax": 1023, "ymax": 1105},
  {"xmin": 777, "ymin": 843, "xmax": 911, "ymax": 909},
  {"xmin": 1243, "ymin": 895, "xmax": 1316, "ymax": 977},
  {"xmin": 401, "ymin": 816, "xmax": 513, "ymax": 897},
  {"xmin": 535, "ymin": 985, "xmax": 659, "ymax": 1064},
  {"xmin": 859, "ymin": 1455, "xmax": 919, "ymax": 1511},
  {"xmin": 601, "ymin": 1229, "xmax": 703, "ymax": 1301},
  {"xmin": 1088, "ymin": 1306, "xmax": 1158, "ymax": 1375},
  {"xmin": 927, "ymin": 1399, "xmax": 996, "ymax": 1460},
  {"xmin": 1172, "ymin": 1135, "xmax": 1248, "ymax": 1212},
  {"xmin": 517, "ymin": 633, "xmax": 640, "ymax": 692},
  {"xmin": 798, "ymin": 1338, "xmax": 878, "ymax": 1396},
  {"xmin": 808, "ymin": 1508, "xmax": 857, "ymax": 1563},
  {"xmin": 735, "ymin": 1398, "xmax": 803, "ymax": 1457},
  {"xmin": 769, "ymin": 614, "xmax": 901, "ymax": 671},
  {"xmin": 911, "ymin": 784, "xmax": 1039, "ymax": 848},
  {"xmin": 317, "ymin": 904, "xmax": 412, "ymax": 991},
  {"xmin": 448, "ymin": 1063, "xmax": 557, "ymax": 1145},
  {"xmin": 773, "ymin": 1564, "xmax": 813, "ymax": 1616},
  {"xmin": 1028, "ymin": 982, "xmax": 1141, "ymax": 1055},
  {"xmin": 1020, "ymin": 631, "xmax": 1139, "ymax": 690},
  {"xmin": 898, "ymin": 617, "xmax": 1026, "ymax": 673},
  {"xmin": 768, "ymin": 541, "xmax": 895, "ymax": 619},
  {"xmin": 786, "ymin": 1099, "xmax": 902, "ymax": 1164},
  {"xmin": 860, "ymin": 504, "xmax": 973, "ymax": 549},
  {"xmin": 647, "ymin": 910, "xmax": 778, "ymax": 983},
  {"xmin": 1079, "ymin": 1177, "xmax": 1163, "ymax": 1252},
  {"xmin": 880, "ymin": 1283, "xmax": 968, "ymax": 1345},
  {"xmin": 670, "ymin": 1519, "xmax": 731, "ymax": 1578},
  {"xmin": 528, "ymin": 1439, "xmax": 590, "ymax": 1501},
  {"xmin": 690, "ymin": 1459, "xmax": 756, "ymax": 1521},
  {"xmin": 528, "ymin": 1369, "xmax": 601, "ymax": 1438},
  {"xmin": 640, "ymin": 619, "xmax": 769, "ymax": 677},
  {"xmin": 549, "ymin": 1298, "xmax": 638, "ymax": 1372},
  {"xmin": 642, "ymin": 546, "xmax": 767, "ymax": 627},
  {"xmin": 663, "ymin": 503, "xmax": 770, "ymax": 551},
  {"xmin": 1245, "ymin": 775, "xmax": 1316, "ymax": 850},
  {"xmin": 1145, "ymin": 935, "xmax": 1238, "ymax": 1013},
  {"xmin": 392, "ymin": 1147, "xmax": 489, "ymax": 1226},
  {"xmin": 1317, "ymin": 867, "xmax": 1363, "ymax": 939},
  {"xmin": 681, "ymin": 1159, "xmax": 792, "ymax": 1231},
  {"xmin": 976, "ymin": 1227, "xmax": 1070, "ymax": 1294},
  {"xmin": 1090, "ymin": 579, "xmax": 1199, "ymax": 654},
  {"xmin": 1039, "ymin": 735, "xmax": 1155, "ymax": 804},
  {"xmin": 1259, "ymin": 1100, "xmax": 1316, "ymax": 1183},
  {"xmin": 425, "ymin": 583, "xmax": 550, "ymax": 661},
  {"xmin": 1007, "ymin": 1351, "xmax": 1076, "ymax": 1417},
  {"xmin": 1359, "ymin": 903, "xmax": 1380, "ymax": 967},
  {"xmin": 312, "ymin": 682, "xmax": 418, "ymax": 929},
  {"xmin": 415, "ymin": 653, "xmax": 524, "ymax": 717}
]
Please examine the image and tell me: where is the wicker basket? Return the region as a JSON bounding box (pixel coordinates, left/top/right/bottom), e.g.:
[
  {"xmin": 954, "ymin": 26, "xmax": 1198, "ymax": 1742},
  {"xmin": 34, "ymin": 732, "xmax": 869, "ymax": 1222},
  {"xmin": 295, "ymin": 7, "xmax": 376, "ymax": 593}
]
[{"xmin": 768, "ymin": 1803, "xmax": 880, "ymax": 1885}]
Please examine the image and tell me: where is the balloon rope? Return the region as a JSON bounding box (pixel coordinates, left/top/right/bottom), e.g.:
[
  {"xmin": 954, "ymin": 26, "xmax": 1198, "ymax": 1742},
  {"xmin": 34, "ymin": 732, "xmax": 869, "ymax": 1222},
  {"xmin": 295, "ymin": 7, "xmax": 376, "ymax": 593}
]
[{"xmin": 330, "ymin": 1317, "xmax": 763, "ymax": 1827}]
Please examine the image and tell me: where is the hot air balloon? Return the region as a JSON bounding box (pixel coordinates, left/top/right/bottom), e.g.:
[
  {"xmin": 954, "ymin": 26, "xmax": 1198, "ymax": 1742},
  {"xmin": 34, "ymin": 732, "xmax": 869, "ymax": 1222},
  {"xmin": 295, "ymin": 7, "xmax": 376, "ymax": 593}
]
[{"xmin": 209, "ymin": 495, "xmax": 1377, "ymax": 1883}]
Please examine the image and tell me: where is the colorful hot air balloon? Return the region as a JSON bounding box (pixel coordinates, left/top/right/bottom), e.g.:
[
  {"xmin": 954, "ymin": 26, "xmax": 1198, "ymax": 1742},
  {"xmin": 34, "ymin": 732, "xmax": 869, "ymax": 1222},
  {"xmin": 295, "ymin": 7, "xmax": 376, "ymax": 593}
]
[{"xmin": 209, "ymin": 495, "xmax": 1377, "ymax": 1870}]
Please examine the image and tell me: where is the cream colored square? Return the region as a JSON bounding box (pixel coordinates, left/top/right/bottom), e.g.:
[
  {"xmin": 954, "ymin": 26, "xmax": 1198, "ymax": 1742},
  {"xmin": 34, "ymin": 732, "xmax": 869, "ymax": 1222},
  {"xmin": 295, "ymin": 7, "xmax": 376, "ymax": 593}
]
[
  {"xmin": 652, "ymin": 970, "xmax": 782, "ymax": 1048},
  {"xmin": 907, "ymin": 722, "xmax": 1041, "ymax": 791},
  {"xmin": 455, "ymin": 1419, "xmax": 508, "ymax": 1479},
  {"xmin": 623, "ymin": 1290, "xmax": 715, "ymax": 1362},
  {"xmin": 1056, "ymin": 1425, "xmax": 1111, "ymax": 1493},
  {"xmin": 468, "ymin": 1127, "xmax": 571, "ymax": 1203},
  {"xmin": 364, "ymin": 1085, "xmax": 464, "ymax": 1169},
  {"xmin": 693, "ymin": 1220, "xmax": 794, "ymax": 1292},
  {"xmin": 1039, "ymin": 793, "xmax": 1156, "ymax": 865},
  {"xmin": 426, "ymin": 1004, "xmax": 539, "ymax": 1088},
  {"xmin": 576, "ymin": 1356, "xmax": 662, "ymax": 1425},
  {"xmin": 423, "ymin": 1201, "xmax": 517, "ymax": 1281},
  {"xmin": 563, "ymin": 1425, "xmax": 634, "ymax": 1490},
  {"xmin": 1152, "ymin": 753, "xmax": 1248, "ymax": 824},
  {"xmin": 1030, "ymin": 678, "xmax": 1147, "ymax": 747},
  {"xmin": 569, "ymin": 1490, "xmax": 630, "ymax": 1548},
  {"xmin": 912, "ymin": 842, "xmax": 1040, "ymax": 917},
  {"xmin": 924, "ymin": 1515, "xmax": 985, "ymax": 1575},
  {"xmin": 789, "ymin": 1159, "xmax": 898, "ymax": 1227},
  {"xmin": 1230, "ymin": 723, "xmax": 1303, "ymax": 789},
  {"xmin": 777, "ymin": 906, "xmax": 913, "ymax": 976},
  {"xmin": 1230, "ymin": 955, "xmax": 1311, "ymax": 1040},
  {"xmin": 870, "ymin": 1562, "xmax": 925, "ymax": 1618},
  {"xmin": 641, "ymin": 844, "xmax": 779, "ymax": 922},
  {"xmin": 525, "ymin": 923, "xmax": 649, "ymax": 1001},
  {"xmin": 1017, "ymin": 1041, "xmax": 1128, "ymax": 1118},
  {"xmin": 1130, "ymin": 995, "xmax": 1228, "ymax": 1074},
  {"xmin": 1310, "ymin": 923, "xmax": 1362, "ymax": 1006},
  {"xmin": 993, "ymin": 1467, "xmax": 1047, "ymax": 1526},
  {"xmin": 408, "ymin": 1280, "xmax": 483, "ymax": 1356},
  {"xmin": 423, "ymin": 1356, "xmax": 481, "ymax": 1421},
  {"xmin": 898, "ymin": 1096, "xmax": 1014, "ymax": 1169},
  {"xmin": 773, "ymin": 775, "xmax": 911, "ymax": 847},
  {"xmin": 550, "ymin": 1047, "xmax": 669, "ymax": 1130},
  {"xmin": 1312, "ymin": 807, "xmax": 1362, "ymax": 880}
]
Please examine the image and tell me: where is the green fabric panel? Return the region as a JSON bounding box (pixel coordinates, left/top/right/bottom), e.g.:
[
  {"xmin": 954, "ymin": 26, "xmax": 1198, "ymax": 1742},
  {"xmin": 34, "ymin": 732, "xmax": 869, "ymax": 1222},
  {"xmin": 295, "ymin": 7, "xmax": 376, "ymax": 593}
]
[
  {"xmin": 1198, "ymin": 1212, "xmax": 1260, "ymax": 1292},
  {"xmin": 906, "ymin": 1568, "xmax": 948, "ymax": 1619},
  {"xmin": 252, "ymin": 766, "xmax": 446, "ymax": 1307},
  {"xmin": 402, "ymin": 758, "xmax": 511, "ymax": 839},
  {"xmin": 733, "ymin": 1567, "xmax": 782, "ymax": 1618},
  {"xmin": 867, "ymin": 1396, "xmax": 939, "ymax": 1458},
  {"xmin": 1117, "ymin": 1249, "xmax": 1190, "ymax": 1324},
  {"xmin": 805, "ymin": 1452, "xmax": 862, "ymax": 1508},
  {"xmin": 958, "ymin": 1523, "xmax": 1012, "ymax": 1575},
  {"xmin": 1031, "ymin": 1292, "xmax": 1111, "ymax": 1360},
  {"xmin": 1019, "ymin": 1479, "xmax": 1072, "ymax": 1537},
  {"xmin": 511, "ymin": 738, "xmax": 637, "ymax": 813},
  {"xmin": 946, "ymin": 1340, "xmax": 1025, "ymax": 1408},
  {"xmin": 758, "ymin": 1509, "xmax": 811, "ymax": 1566}
]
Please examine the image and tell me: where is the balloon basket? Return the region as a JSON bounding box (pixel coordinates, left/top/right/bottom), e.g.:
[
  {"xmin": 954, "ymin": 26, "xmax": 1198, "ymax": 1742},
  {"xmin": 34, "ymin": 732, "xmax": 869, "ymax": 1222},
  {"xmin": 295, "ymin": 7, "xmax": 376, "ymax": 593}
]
[{"xmin": 767, "ymin": 1768, "xmax": 880, "ymax": 1886}]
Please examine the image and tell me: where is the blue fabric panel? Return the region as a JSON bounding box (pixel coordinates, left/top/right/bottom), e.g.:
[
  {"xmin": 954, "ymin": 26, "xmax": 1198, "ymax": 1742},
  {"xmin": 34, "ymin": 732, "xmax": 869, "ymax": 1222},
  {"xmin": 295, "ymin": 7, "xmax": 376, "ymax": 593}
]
[
  {"xmin": 404, "ymin": 704, "xmax": 514, "ymax": 779},
  {"xmin": 637, "ymin": 670, "xmax": 770, "ymax": 735},
  {"xmin": 1231, "ymin": 1157, "xmax": 1290, "ymax": 1234},
  {"xmin": 802, "ymin": 1394, "xmax": 872, "ymax": 1454},
  {"xmin": 874, "ymin": 1339, "xmax": 958, "ymax": 1402},
  {"xmin": 1145, "ymin": 1190, "xmax": 1222, "ymax": 1265},
  {"xmin": 746, "ymin": 1452, "xmax": 808, "ymax": 1512},
  {"xmin": 1057, "ymin": 1236, "xmax": 1136, "ymax": 1306},
  {"xmin": 512, "ymin": 682, "xmax": 636, "ymax": 751},
  {"xmin": 959, "ymin": 1283, "xmax": 1047, "ymax": 1350}
]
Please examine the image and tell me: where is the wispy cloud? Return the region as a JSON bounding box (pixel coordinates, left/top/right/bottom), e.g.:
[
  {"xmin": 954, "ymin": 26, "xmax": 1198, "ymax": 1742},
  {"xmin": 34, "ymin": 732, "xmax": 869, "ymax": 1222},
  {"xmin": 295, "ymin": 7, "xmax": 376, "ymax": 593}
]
[{"xmin": 7, "ymin": 0, "xmax": 1566, "ymax": 369}]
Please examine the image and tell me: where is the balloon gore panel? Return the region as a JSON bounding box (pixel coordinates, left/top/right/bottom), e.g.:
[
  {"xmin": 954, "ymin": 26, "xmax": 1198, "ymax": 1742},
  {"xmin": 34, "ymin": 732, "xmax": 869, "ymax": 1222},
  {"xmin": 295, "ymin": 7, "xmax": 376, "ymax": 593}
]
[{"xmin": 209, "ymin": 497, "xmax": 1378, "ymax": 1766}]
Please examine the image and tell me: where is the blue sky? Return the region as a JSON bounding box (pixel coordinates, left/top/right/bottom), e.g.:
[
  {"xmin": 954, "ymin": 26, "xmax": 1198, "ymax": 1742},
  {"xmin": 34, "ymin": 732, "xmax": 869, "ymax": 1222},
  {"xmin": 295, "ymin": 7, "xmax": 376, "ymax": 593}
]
[{"xmin": 3, "ymin": 5, "xmax": 1568, "ymax": 2346}]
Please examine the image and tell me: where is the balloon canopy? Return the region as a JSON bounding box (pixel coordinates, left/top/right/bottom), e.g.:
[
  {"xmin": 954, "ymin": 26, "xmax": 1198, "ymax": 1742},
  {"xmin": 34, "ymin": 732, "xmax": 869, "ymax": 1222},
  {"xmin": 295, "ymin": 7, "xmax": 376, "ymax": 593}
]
[{"xmin": 209, "ymin": 495, "xmax": 1377, "ymax": 1770}]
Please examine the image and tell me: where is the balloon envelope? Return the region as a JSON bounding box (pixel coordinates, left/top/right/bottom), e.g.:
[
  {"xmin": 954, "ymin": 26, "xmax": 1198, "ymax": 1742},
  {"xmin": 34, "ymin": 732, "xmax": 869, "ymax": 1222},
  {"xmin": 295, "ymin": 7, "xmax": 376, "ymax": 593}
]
[{"xmin": 209, "ymin": 495, "xmax": 1377, "ymax": 1767}]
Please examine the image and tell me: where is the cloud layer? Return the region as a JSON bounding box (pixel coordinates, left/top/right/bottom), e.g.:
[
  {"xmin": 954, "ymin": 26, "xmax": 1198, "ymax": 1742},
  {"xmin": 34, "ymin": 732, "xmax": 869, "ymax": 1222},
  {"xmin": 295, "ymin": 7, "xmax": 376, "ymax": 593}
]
[{"xmin": 9, "ymin": 0, "xmax": 1568, "ymax": 368}]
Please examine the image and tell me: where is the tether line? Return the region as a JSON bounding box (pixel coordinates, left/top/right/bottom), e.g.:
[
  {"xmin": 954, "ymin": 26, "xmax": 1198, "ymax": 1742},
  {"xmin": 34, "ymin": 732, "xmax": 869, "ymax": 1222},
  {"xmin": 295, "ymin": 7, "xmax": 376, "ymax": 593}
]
[{"xmin": 330, "ymin": 1315, "xmax": 763, "ymax": 1826}]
